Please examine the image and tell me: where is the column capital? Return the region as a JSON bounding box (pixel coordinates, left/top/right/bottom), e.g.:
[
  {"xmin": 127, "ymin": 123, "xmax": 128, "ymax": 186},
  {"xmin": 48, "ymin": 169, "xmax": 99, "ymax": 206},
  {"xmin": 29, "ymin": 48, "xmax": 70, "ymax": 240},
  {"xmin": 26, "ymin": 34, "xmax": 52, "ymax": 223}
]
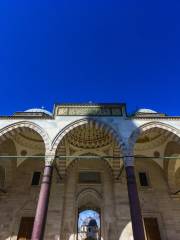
[
  {"xmin": 45, "ymin": 155, "xmax": 55, "ymax": 166},
  {"xmin": 123, "ymin": 155, "xmax": 134, "ymax": 167}
]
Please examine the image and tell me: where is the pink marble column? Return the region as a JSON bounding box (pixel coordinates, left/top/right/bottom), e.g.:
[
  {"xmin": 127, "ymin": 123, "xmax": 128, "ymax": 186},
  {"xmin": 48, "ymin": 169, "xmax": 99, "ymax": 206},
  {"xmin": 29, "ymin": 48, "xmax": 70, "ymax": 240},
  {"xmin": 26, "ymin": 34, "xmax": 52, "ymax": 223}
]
[
  {"xmin": 125, "ymin": 163, "xmax": 145, "ymax": 240},
  {"xmin": 31, "ymin": 165, "xmax": 53, "ymax": 240}
]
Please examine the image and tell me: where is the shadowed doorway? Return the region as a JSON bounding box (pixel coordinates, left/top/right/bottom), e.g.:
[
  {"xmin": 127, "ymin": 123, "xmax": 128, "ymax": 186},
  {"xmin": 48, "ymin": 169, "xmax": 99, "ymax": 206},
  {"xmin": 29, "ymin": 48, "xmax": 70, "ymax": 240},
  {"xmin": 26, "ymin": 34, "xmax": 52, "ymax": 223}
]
[{"xmin": 77, "ymin": 209, "xmax": 101, "ymax": 240}]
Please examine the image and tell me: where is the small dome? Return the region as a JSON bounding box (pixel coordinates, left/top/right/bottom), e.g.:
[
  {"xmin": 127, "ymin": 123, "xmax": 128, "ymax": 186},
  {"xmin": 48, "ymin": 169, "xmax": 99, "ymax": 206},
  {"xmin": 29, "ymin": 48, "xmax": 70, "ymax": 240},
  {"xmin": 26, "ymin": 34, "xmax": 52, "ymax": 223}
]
[
  {"xmin": 25, "ymin": 108, "xmax": 52, "ymax": 116},
  {"xmin": 136, "ymin": 108, "xmax": 158, "ymax": 114},
  {"xmin": 88, "ymin": 219, "xmax": 98, "ymax": 227},
  {"xmin": 83, "ymin": 217, "xmax": 98, "ymax": 227}
]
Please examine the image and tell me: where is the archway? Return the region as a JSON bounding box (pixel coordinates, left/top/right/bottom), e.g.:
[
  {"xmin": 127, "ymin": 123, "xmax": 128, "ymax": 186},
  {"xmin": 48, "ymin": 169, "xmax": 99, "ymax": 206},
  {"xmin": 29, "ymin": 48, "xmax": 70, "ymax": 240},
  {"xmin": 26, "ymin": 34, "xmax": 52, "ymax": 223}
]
[
  {"xmin": 0, "ymin": 121, "xmax": 50, "ymax": 153},
  {"xmin": 52, "ymin": 118, "xmax": 126, "ymax": 156},
  {"xmin": 54, "ymin": 119, "xmax": 122, "ymax": 240},
  {"xmin": 0, "ymin": 124, "xmax": 47, "ymax": 240},
  {"xmin": 129, "ymin": 122, "xmax": 180, "ymax": 191},
  {"xmin": 53, "ymin": 118, "xmax": 125, "ymax": 240},
  {"xmin": 77, "ymin": 188, "xmax": 102, "ymax": 240},
  {"xmin": 129, "ymin": 122, "xmax": 180, "ymax": 240},
  {"xmin": 59, "ymin": 155, "xmax": 115, "ymax": 240},
  {"xmin": 54, "ymin": 119, "xmax": 124, "ymax": 182},
  {"xmin": 78, "ymin": 209, "xmax": 101, "ymax": 240}
]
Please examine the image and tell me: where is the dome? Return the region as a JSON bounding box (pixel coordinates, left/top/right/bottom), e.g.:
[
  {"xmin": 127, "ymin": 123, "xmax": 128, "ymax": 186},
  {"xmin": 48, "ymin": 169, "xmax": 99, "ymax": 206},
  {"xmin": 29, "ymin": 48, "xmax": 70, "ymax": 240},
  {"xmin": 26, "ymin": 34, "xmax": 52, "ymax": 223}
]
[
  {"xmin": 88, "ymin": 219, "xmax": 98, "ymax": 227},
  {"xmin": 136, "ymin": 108, "xmax": 158, "ymax": 114},
  {"xmin": 83, "ymin": 217, "xmax": 98, "ymax": 227},
  {"xmin": 25, "ymin": 108, "xmax": 52, "ymax": 116}
]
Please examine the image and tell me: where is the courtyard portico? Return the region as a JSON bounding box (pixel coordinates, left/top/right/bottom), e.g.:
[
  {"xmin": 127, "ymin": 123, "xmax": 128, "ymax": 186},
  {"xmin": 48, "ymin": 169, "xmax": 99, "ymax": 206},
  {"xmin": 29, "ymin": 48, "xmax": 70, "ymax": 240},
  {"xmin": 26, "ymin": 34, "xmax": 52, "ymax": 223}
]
[{"xmin": 0, "ymin": 104, "xmax": 180, "ymax": 240}]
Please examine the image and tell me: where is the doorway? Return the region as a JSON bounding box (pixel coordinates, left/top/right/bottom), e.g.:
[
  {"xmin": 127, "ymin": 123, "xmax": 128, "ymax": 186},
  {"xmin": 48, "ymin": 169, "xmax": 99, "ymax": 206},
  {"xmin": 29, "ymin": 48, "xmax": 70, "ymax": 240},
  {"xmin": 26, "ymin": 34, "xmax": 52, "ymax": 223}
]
[
  {"xmin": 77, "ymin": 209, "xmax": 101, "ymax": 240},
  {"xmin": 17, "ymin": 217, "xmax": 34, "ymax": 240}
]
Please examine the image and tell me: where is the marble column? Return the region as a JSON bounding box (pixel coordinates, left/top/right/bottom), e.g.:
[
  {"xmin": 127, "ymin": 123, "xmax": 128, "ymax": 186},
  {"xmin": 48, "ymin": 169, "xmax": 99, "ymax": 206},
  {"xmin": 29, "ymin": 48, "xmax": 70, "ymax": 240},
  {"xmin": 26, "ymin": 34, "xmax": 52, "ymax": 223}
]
[
  {"xmin": 124, "ymin": 156, "xmax": 145, "ymax": 240},
  {"xmin": 31, "ymin": 161, "xmax": 53, "ymax": 240}
]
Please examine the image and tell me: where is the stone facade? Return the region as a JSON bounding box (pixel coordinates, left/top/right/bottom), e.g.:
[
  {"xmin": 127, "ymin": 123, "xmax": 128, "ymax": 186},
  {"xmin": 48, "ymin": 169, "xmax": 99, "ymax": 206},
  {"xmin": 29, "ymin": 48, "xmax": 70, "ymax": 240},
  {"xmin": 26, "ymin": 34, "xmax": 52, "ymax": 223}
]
[{"xmin": 0, "ymin": 104, "xmax": 179, "ymax": 240}]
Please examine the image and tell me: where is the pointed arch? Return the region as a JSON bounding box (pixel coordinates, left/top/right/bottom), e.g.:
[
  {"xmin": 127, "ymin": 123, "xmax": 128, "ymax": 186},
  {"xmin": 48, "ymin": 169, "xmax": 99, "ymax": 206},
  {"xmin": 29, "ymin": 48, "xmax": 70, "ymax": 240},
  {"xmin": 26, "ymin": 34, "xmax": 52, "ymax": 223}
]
[
  {"xmin": 128, "ymin": 122, "xmax": 180, "ymax": 153},
  {"xmin": 76, "ymin": 188, "xmax": 102, "ymax": 204},
  {"xmin": 0, "ymin": 121, "xmax": 51, "ymax": 153},
  {"xmin": 129, "ymin": 122, "xmax": 180, "ymax": 192},
  {"xmin": 51, "ymin": 118, "xmax": 127, "ymax": 155}
]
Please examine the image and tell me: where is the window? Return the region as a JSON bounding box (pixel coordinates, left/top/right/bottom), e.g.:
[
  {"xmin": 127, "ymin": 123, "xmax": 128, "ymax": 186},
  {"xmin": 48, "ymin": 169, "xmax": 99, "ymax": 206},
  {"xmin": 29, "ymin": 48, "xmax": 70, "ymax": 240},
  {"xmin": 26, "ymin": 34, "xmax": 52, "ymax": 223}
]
[
  {"xmin": 31, "ymin": 172, "xmax": 41, "ymax": 186},
  {"xmin": 79, "ymin": 172, "xmax": 101, "ymax": 183},
  {"xmin": 139, "ymin": 172, "xmax": 149, "ymax": 187}
]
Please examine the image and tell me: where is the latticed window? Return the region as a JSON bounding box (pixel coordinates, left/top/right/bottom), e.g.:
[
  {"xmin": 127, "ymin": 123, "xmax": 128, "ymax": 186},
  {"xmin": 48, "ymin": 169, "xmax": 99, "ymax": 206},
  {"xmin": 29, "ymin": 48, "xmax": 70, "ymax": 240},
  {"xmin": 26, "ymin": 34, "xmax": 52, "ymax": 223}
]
[{"xmin": 0, "ymin": 166, "xmax": 5, "ymax": 189}]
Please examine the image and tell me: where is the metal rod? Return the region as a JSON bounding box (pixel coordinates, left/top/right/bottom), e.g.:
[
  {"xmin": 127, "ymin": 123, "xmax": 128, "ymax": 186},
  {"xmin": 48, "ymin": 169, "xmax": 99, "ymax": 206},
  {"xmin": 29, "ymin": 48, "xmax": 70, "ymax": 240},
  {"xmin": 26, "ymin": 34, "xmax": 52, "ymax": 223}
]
[{"xmin": 0, "ymin": 155, "xmax": 179, "ymax": 159}]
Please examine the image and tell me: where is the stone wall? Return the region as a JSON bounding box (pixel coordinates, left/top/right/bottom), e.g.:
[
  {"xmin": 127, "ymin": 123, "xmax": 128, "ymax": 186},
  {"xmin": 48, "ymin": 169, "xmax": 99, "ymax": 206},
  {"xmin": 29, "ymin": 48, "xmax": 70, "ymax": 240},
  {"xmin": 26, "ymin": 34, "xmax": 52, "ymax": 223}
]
[{"xmin": 0, "ymin": 156, "xmax": 179, "ymax": 240}]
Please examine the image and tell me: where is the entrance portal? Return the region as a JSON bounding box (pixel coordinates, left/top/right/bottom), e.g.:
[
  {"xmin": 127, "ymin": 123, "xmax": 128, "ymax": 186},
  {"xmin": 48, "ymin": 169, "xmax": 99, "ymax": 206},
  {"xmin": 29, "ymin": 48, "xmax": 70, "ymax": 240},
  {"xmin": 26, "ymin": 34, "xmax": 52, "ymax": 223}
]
[{"xmin": 78, "ymin": 209, "xmax": 101, "ymax": 240}]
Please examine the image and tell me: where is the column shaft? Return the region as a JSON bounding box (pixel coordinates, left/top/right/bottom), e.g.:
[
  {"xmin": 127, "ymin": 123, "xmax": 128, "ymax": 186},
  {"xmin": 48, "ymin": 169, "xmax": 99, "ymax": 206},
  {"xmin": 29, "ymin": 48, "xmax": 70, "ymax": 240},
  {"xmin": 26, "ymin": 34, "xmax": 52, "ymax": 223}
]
[
  {"xmin": 31, "ymin": 165, "xmax": 53, "ymax": 240},
  {"xmin": 125, "ymin": 166, "xmax": 145, "ymax": 240}
]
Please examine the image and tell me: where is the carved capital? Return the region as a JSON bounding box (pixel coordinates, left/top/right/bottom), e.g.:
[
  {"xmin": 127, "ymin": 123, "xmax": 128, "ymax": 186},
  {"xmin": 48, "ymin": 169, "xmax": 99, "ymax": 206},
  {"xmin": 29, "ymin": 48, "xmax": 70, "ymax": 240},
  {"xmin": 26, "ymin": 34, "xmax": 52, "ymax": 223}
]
[{"xmin": 45, "ymin": 155, "xmax": 54, "ymax": 166}]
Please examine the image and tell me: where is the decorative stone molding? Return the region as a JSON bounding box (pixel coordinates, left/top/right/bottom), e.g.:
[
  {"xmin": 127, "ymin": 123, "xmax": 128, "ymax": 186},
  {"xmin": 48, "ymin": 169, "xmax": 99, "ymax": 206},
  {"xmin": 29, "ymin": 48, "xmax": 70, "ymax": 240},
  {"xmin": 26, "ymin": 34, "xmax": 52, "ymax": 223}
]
[
  {"xmin": 66, "ymin": 124, "xmax": 112, "ymax": 149},
  {"xmin": 76, "ymin": 188, "xmax": 102, "ymax": 202},
  {"xmin": 54, "ymin": 104, "xmax": 123, "ymax": 116},
  {"xmin": 51, "ymin": 118, "xmax": 127, "ymax": 156},
  {"xmin": 45, "ymin": 155, "xmax": 55, "ymax": 166},
  {"xmin": 0, "ymin": 121, "xmax": 51, "ymax": 154}
]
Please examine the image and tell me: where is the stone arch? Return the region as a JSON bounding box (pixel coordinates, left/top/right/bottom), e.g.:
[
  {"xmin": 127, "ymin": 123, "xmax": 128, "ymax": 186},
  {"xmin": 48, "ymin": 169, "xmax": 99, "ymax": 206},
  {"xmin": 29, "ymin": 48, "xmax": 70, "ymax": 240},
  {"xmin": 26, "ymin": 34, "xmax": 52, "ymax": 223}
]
[
  {"xmin": 0, "ymin": 121, "xmax": 51, "ymax": 154},
  {"xmin": 129, "ymin": 122, "xmax": 180, "ymax": 191},
  {"xmin": 76, "ymin": 189, "xmax": 102, "ymax": 240},
  {"xmin": 76, "ymin": 188, "xmax": 102, "ymax": 210},
  {"xmin": 51, "ymin": 118, "xmax": 127, "ymax": 156},
  {"xmin": 128, "ymin": 122, "xmax": 180, "ymax": 154}
]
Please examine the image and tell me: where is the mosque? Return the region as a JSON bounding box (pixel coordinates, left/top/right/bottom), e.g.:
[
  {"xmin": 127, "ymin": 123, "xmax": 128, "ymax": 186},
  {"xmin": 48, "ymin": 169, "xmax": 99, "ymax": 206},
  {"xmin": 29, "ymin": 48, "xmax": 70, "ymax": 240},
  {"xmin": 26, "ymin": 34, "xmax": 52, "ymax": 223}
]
[{"xmin": 0, "ymin": 103, "xmax": 179, "ymax": 240}]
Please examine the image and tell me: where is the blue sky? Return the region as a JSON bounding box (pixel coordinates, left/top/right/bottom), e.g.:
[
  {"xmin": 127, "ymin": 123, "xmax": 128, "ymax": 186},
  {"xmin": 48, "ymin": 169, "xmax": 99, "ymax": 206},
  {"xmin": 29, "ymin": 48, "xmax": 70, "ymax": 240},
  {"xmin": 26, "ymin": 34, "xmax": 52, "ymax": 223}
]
[{"xmin": 0, "ymin": 0, "xmax": 180, "ymax": 115}]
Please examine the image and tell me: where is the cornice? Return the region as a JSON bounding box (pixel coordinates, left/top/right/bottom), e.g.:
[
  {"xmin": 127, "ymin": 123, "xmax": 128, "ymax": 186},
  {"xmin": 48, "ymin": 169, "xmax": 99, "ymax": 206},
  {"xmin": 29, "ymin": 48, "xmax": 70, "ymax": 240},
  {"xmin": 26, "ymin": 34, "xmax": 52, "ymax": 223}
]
[
  {"xmin": 128, "ymin": 116, "xmax": 180, "ymax": 120},
  {"xmin": 54, "ymin": 102, "xmax": 126, "ymax": 107}
]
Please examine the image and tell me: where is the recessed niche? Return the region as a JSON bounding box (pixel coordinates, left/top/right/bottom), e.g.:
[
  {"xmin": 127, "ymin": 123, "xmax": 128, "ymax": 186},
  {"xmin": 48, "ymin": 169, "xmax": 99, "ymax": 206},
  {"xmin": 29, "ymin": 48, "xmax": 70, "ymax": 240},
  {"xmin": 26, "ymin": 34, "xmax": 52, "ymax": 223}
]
[
  {"xmin": 21, "ymin": 150, "xmax": 27, "ymax": 156},
  {"xmin": 154, "ymin": 151, "xmax": 160, "ymax": 158}
]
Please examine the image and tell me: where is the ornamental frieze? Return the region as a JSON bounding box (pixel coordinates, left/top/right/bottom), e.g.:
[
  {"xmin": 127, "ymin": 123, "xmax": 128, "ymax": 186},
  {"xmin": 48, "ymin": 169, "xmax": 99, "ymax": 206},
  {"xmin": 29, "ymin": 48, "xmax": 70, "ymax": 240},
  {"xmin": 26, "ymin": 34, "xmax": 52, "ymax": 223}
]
[{"xmin": 55, "ymin": 104, "xmax": 123, "ymax": 116}]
